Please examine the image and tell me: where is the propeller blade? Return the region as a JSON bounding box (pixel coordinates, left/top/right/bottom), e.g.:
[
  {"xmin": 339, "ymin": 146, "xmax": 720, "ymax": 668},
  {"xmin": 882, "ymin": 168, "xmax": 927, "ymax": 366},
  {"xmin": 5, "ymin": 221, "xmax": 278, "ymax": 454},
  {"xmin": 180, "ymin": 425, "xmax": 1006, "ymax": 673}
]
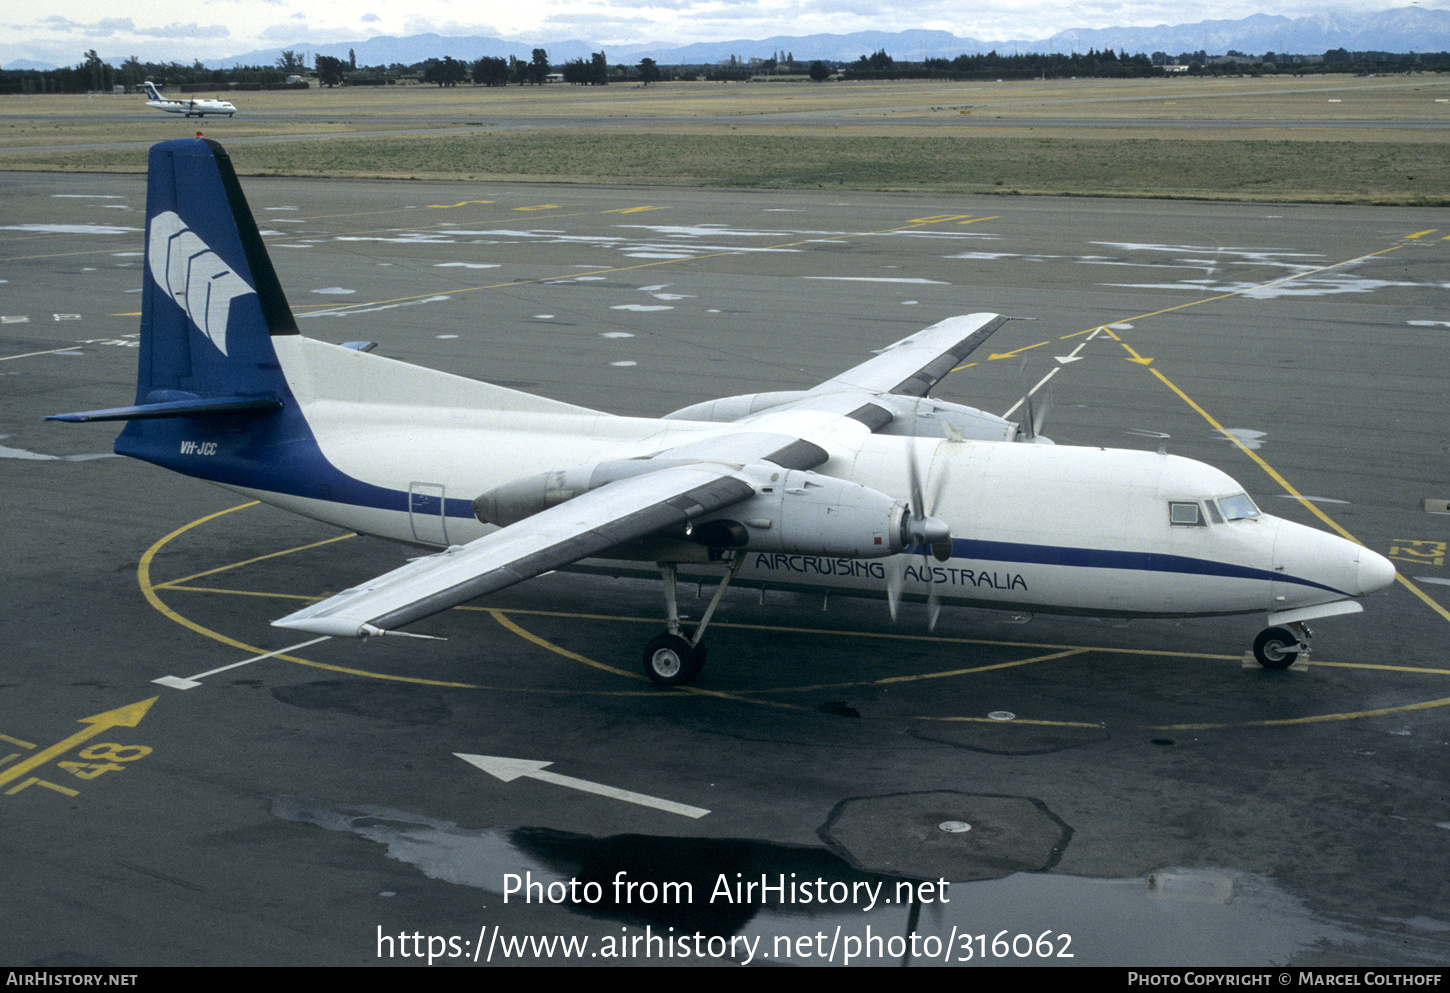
[
  {"xmin": 1033, "ymin": 382, "xmax": 1053, "ymax": 439},
  {"xmin": 906, "ymin": 421, "xmax": 927, "ymax": 520},
  {"xmin": 1018, "ymin": 359, "xmax": 1036, "ymax": 443},
  {"xmin": 885, "ymin": 555, "xmax": 904, "ymax": 621}
]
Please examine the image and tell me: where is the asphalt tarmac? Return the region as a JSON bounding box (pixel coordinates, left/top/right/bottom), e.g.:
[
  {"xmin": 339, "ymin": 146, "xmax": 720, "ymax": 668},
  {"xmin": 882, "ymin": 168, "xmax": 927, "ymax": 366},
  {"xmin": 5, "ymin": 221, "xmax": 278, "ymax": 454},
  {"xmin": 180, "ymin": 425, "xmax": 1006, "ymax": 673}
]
[{"xmin": 2, "ymin": 168, "xmax": 1448, "ymax": 967}]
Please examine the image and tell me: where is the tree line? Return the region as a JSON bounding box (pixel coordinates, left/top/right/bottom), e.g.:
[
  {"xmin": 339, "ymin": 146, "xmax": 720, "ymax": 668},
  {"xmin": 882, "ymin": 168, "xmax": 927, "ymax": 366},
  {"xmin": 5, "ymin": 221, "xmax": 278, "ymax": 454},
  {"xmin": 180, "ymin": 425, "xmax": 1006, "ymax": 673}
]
[
  {"xmin": 4, "ymin": 45, "xmax": 1446, "ymax": 96},
  {"xmin": 0, "ymin": 50, "xmax": 307, "ymax": 95}
]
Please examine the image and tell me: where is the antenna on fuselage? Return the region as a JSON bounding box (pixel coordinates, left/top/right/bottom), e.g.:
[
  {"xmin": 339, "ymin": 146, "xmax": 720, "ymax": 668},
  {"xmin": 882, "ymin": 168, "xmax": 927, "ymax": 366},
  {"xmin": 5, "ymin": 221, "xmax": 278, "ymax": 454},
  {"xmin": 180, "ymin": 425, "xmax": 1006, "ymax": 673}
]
[{"xmin": 1126, "ymin": 428, "xmax": 1170, "ymax": 455}]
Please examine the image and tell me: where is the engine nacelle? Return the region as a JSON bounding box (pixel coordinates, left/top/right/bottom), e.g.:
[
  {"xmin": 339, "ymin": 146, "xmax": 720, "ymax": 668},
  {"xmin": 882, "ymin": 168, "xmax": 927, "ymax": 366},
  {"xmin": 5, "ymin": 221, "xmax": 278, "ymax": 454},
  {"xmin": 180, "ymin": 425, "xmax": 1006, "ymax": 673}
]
[
  {"xmin": 663, "ymin": 390, "xmax": 1031, "ymax": 443},
  {"xmin": 868, "ymin": 394, "xmax": 1019, "ymax": 442},
  {"xmin": 691, "ymin": 469, "xmax": 908, "ymax": 559},
  {"xmin": 663, "ymin": 391, "xmax": 811, "ymax": 423},
  {"xmin": 476, "ymin": 462, "xmax": 918, "ymax": 560},
  {"xmin": 473, "ymin": 458, "xmax": 698, "ymax": 527}
]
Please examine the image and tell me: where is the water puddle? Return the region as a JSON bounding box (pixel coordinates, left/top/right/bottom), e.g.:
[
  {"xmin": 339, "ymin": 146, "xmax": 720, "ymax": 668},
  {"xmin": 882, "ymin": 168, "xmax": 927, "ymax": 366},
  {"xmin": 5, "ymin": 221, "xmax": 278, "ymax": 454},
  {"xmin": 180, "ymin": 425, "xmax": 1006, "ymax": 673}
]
[{"xmin": 272, "ymin": 796, "xmax": 1410, "ymax": 966}]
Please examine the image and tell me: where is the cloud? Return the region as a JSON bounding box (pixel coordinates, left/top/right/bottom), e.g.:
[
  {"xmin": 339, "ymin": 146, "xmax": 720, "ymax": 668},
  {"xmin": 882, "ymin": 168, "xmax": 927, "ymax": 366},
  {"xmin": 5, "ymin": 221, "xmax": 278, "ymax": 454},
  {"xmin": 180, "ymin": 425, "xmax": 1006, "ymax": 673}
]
[
  {"xmin": 36, "ymin": 16, "xmax": 137, "ymax": 36},
  {"xmin": 26, "ymin": 15, "xmax": 230, "ymax": 44},
  {"xmin": 134, "ymin": 22, "xmax": 231, "ymax": 39},
  {"xmin": 401, "ymin": 17, "xmax": 501, "ymax": 36}
]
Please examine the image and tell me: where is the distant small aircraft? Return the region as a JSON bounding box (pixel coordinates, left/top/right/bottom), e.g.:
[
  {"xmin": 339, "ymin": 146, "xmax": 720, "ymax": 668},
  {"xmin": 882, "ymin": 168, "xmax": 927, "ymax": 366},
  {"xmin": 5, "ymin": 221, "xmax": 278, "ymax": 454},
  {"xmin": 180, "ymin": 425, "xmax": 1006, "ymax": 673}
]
[
  {"xmin": 52, "ymin": 138, "xmax": 1397, "ymax": 686},
  {"xmin": 144, "ymin": 81, "xmax": 236, "ymax": 118}
]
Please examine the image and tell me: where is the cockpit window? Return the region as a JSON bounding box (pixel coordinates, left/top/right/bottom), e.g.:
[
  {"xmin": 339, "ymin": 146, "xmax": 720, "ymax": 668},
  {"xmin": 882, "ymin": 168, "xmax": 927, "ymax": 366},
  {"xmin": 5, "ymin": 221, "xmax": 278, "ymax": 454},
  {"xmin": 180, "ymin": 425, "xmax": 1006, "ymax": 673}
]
[
  {"xmin": 1205, "ymin": 500, "xmax": 1225, "ymax": 525},
  {"xmin": 1169, "ymin": 501, "xmax": 1205, "ymax": 526},
  {"xmin": 1219, "ymin": 493, "xmax": 1260, "ymax": 521}
]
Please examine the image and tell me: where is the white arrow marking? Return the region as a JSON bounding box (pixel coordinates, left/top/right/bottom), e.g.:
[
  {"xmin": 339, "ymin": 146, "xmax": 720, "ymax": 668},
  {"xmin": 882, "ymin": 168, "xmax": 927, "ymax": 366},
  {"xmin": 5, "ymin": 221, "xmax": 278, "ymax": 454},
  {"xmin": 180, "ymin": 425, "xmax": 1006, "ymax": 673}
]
[
  {"xmin": 1055, "ymin": 339, "xmax": 1090, "ymax": 364},
  {"xmin": 456, "ymin": 753, "xmax": 710, "ymax": 819}
]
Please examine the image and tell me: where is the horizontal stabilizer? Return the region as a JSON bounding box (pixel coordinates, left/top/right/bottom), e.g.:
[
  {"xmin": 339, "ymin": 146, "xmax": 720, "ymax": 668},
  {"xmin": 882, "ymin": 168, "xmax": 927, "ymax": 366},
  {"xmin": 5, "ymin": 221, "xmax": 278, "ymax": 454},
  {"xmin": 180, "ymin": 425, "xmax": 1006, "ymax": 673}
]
[{"xmin": 48, "ymin": 396, "xmax": 282, "ymax": 422}]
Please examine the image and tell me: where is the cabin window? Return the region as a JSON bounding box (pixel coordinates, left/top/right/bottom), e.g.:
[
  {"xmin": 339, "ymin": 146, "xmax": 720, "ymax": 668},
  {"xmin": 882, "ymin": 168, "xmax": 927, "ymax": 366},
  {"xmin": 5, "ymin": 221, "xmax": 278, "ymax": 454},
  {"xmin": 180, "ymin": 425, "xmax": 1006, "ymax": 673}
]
[
  {"xmin": 1169, "ymin": 501, "xmax": 1205, "ymax": 526},
  {"xmin": 1219, "ymin": 493, "xmax": 1260, "ymax": 521}
]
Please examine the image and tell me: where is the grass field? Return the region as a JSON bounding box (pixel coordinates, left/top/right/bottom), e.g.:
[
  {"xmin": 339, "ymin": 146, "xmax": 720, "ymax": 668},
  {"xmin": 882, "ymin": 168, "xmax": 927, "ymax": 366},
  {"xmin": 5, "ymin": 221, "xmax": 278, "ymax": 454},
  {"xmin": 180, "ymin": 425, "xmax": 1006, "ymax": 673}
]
[{"xmin": 3, "ymin": 75, "xmax": 1447, "ymax": 203}]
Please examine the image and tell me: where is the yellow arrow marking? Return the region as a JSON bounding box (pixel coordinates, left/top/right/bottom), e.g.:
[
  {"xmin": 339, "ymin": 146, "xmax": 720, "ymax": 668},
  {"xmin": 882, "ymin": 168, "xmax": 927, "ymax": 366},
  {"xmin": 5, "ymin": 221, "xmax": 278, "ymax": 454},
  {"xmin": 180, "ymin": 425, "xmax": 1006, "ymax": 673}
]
[
  {"xmin": 602, "ymin": 206, "xmax": 668, "ymax": 214},
  {"xmin": 1405, "ymin": 230, "xmax": 1438, "ymax": 239},
  {"xmin": 513, "ymin": 204, "xmax": 562, "ymax": 211},
  {"xmin": 1122, "ymin": 344, "xmax": 1154, "ymax": 364},
  {"xmin": 987, "ymin": 340, "xmax": 1049, "ymax": 360},
  {"xmin": 425, "ymin": 201, "xmax": 496, "ymax": 209},
  {"xmin": 0, "ymin": 698, "xmax": 157, "ymax": 790}
]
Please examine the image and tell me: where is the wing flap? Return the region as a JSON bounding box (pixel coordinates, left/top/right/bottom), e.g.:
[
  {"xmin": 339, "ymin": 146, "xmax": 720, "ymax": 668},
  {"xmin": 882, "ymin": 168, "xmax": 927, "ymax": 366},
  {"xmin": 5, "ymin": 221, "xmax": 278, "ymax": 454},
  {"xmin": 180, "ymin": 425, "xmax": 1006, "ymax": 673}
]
[{"xmin": 273, "ymin": 465, "xmax": 755, "ymax": 637}]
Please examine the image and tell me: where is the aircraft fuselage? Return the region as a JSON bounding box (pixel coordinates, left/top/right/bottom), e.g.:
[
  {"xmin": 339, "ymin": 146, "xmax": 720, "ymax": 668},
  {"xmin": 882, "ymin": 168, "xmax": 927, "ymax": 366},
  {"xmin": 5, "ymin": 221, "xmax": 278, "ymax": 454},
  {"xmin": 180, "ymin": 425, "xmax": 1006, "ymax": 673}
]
[{"xmin": 123, "ymin": 335, "xmax": 1389, "ymax": 626}]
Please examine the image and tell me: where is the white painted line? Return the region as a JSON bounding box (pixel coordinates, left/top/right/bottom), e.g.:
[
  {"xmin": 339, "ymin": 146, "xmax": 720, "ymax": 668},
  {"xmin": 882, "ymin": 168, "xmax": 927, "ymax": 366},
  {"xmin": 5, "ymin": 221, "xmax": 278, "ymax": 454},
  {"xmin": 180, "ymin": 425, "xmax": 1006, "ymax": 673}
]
[
  {"xmin": 1001, "ymin": 366, "xmax": 1062, "ymax": 420},
  {"xmin": 299, "ymin": 295, "xmax": 452, "ymax": 318},
  {"xmin": 153, "ymin": 676, "xmax": 202, "ymax": 690},
  {"xmin": 153, "ymin": 636, "xmax": 331, "ymax": 690},
  {"xmin": 0, "ymin": 346, "xmax": 83, "ymax": 361},
  {"xmin": 1274, "ymin": 495, "xmax": 1349, "ymax": 505},
  {"xmin": 456, "ymin": 753, "xmax": 710, "ymax": 819},
  {"xmin": 1414, "ymin": 576, "xmax": 1450, "ymax": 587},
  {"xmin": 800, "ymin": 276, "xmax": 949, "ymax": 284}
]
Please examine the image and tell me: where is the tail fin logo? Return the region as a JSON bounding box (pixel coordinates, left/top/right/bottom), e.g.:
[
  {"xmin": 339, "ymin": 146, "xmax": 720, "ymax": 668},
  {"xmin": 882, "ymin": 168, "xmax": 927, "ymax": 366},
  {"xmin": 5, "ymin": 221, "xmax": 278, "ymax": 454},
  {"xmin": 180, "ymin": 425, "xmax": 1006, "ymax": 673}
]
[
  {"xmin": 145, "ymin": 82, "xmax": 163, "ymax": 102},
  {"xmin": 147, "ymin": 209, "xmax": 255, "ymax": 357}
]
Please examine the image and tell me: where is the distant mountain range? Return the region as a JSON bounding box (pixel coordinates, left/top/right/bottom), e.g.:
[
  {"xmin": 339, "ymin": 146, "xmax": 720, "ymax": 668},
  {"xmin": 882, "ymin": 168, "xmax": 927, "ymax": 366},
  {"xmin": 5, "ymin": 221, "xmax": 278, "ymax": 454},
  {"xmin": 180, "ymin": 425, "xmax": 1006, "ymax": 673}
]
[{"xmin": 8, "ymin": 7, "xmax": 1450, "ymax": 73}]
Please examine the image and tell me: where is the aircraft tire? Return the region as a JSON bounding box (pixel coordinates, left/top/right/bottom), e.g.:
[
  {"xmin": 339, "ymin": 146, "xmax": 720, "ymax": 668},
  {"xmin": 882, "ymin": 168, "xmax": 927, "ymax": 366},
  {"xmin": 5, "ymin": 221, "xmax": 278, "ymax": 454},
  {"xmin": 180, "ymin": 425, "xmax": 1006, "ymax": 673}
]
[
  {"xmin": 643, "ymin": 632, "xmax": 702, "ymax": 686},
  {"xmin": 1253, "ymin": 627, "xmax": 1300, "ymax": 669}
]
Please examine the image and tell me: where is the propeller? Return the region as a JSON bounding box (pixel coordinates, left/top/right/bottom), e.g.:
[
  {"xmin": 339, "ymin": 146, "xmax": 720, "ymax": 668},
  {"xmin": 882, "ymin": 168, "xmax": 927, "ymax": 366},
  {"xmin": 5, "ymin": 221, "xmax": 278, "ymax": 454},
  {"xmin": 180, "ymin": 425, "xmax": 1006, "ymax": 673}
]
[
  {"xmin": 1010, "ymin": 360, "xmax": 1055, "ymax": 444},
  {"xmin": 887, "ymin": 403, "xmax": 953, "ymax": 629},
  {"xmin": 1020, "ymin": 380, "xmax": 1052, "ymax": 443}
]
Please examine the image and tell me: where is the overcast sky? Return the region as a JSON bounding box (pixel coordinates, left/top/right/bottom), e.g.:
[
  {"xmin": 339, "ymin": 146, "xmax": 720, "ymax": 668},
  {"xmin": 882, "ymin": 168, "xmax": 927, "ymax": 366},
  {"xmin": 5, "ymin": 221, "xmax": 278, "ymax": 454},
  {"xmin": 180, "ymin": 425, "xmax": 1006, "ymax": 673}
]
[{"xmin": 5, "ymin": 0, "xmax": 1442, "ymax": 66}]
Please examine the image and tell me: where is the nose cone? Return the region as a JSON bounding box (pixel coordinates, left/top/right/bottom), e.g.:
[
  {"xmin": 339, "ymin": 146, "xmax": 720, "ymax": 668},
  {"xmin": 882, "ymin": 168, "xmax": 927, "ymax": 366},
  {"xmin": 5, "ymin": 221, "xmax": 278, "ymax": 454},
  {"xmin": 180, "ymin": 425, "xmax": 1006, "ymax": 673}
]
[
  {"xmin": 1356, "ymin": 547, "xmax": 1396, "ymax": 595},
  {"xmin": 1272, "ymin": 518, "xmax": 1392, "ymax": 604}
]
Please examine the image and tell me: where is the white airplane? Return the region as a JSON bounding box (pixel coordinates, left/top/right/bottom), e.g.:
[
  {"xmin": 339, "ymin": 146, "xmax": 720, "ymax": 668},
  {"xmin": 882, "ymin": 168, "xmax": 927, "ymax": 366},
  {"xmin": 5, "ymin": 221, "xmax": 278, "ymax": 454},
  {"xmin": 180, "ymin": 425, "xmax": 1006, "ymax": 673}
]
[
  {"xmin": 51, "ymin": 138, "xmax": 1397, "ymax": 685},
  {"xmin": 144, "ymin": 81, "xmax": 236, "ymax": 118}
]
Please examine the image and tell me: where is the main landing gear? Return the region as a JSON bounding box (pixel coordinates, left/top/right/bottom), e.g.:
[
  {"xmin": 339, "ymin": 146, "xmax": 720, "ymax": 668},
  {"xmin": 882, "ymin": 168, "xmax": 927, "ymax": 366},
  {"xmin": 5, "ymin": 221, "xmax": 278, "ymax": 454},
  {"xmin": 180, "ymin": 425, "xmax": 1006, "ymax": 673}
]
[
  {"xmin": 1253, "ymin": 622, "xmax": 1311, "ymax": 670},
  {"xmin": 643, "ymin": 557, "xmax": 742, "ymax": 686}
]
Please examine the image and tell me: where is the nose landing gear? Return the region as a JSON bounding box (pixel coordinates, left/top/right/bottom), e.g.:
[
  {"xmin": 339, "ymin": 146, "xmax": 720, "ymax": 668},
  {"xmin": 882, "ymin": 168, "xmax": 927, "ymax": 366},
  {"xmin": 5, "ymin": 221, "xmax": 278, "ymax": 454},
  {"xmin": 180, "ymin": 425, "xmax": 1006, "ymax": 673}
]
[{"xmin": 1253, "ymin": 622, "xmax": 1311, "ymax": 670}]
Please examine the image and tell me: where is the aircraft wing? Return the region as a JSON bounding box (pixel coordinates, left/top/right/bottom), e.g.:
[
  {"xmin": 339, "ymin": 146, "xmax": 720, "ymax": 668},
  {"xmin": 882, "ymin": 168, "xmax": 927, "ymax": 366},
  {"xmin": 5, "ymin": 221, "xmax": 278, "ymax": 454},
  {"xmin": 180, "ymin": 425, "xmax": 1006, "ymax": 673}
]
[
  {"xmin": 272, "ymin": 464, "xmax": 756, "ymax": 638},
  {"xmin": 807, "ymin": 312, "xmax": 1009, "ymax": 398}
]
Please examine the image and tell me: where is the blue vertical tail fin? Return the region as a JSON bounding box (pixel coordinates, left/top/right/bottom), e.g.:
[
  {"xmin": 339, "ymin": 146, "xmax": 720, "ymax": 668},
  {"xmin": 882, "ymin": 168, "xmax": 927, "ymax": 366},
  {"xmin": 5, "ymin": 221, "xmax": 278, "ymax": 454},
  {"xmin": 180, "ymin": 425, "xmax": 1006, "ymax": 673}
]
[
  {"xmin": 50, "ymin": 138, "xmax": 296, "ymax": 423},
  {"xmin": 136, "ymin": 137, "xmax": 297, "ymax": 405},
  {"xmin": 51, "ymin": 138, "xmax": 403, "ymax": 513}
]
